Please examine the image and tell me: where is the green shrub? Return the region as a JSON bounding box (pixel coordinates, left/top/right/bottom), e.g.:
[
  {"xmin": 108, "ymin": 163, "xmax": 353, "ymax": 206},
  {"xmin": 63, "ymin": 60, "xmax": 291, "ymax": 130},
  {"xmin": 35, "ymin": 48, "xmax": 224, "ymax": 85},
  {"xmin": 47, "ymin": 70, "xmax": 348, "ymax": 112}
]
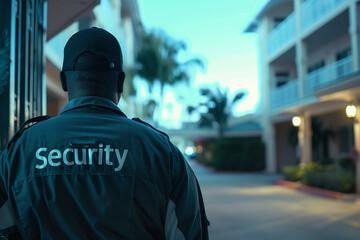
[
  {"xmin": 282, "ymin": 165, "xmax": 301, "ymax": 182},
  {"xmin": 282, "ymin": 162, "xmax": 356, "ymax": 193},
  {"xmin": 339, "ymin": 157, "xmax": 355, "ymax": 171},
  {"xmin": 195, "ymin": 137, "xmax": 265, "ymax": 171},
  {"xmin": 317, "ymin": 157, "xmax": 334, "ymax": 165},
  {"xmin": 302, "ymin": 169, "xmax": 355, "ymax": 193}
]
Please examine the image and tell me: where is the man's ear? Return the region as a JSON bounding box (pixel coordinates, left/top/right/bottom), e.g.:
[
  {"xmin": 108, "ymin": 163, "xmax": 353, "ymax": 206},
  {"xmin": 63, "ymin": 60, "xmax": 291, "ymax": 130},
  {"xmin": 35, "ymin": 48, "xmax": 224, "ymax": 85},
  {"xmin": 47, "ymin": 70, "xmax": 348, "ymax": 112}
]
[
  {"xmin": 59, "ymin": 71, "xmax": 68, "ymax": 92},
  {"xmin": 117, "ymin": 71, "xmax": 125, "ymax": 93}
]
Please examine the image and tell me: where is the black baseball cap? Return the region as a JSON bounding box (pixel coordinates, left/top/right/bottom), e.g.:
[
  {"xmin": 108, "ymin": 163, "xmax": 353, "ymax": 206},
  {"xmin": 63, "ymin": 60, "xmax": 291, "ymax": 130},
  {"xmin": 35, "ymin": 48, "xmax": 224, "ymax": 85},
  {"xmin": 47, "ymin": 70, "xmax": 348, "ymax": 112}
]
[{"xmin": 62, "ymin": 27, "xmax": 123, "ymax": 71}]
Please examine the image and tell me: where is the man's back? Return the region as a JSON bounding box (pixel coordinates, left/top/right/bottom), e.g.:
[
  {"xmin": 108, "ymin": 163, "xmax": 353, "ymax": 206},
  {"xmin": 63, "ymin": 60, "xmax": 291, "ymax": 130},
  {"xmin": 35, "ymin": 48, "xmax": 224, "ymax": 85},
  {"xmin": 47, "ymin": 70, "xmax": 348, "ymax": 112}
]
[
  {"xmin": 1, "ymin": 96, "xmax": 203, "ymax": 239},
  {"xmin": 0, "ymin": 27, "xmax": 208, "ymax": 239}
]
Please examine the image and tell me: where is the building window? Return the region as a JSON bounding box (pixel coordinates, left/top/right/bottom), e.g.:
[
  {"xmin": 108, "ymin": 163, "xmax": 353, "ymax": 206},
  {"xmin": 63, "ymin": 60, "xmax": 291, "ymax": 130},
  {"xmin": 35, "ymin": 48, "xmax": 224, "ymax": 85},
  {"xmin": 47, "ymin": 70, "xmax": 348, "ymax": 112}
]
[
  {"xmin": 273, "ymin": 17, "xmax": 285, "ymax": 29},
  {"xmin": 308, "ymin": 60, "xmax": 325, "ymax": 73},
  {"xmin": 336, "ymin": 47, "xmax": 351, "ymax": 61},
  {"xmin": 275, "ymin": 72, "xmax": 290, "ymax": 87},
  {"xmin": 339, "ymin": 125, "xmax": 354, "ymax": 153},
  {"xmin": 336, "ymin": 47, "xmax": 351, "ymax": 77}
]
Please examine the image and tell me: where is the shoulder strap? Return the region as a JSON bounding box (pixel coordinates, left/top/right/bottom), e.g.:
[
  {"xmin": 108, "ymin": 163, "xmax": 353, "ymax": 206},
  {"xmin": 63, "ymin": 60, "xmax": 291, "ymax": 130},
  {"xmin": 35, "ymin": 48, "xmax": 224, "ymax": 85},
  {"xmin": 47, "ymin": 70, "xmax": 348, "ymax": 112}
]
[
  {"xmin": 7, "ymin": 115, "xmax": 51, "ymax": 149},
  {"xmin": 132, "ymin": 118, "xmax": 169, "ymax": 139}
]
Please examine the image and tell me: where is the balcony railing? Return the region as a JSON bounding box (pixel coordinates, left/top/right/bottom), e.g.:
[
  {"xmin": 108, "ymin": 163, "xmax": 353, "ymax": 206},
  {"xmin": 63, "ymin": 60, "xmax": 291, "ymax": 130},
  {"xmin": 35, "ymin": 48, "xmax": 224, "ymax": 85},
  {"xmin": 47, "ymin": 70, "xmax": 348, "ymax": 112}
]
[
  {"xmin": 267, "ymin": 0, "xmax": 348, "ymax": 55},
  {"xmin": 267, "ymin": 12, "xmax": 296, "ymax": 55},
  {"xmin": 301, "ymin": 0, "xmax": 348, "ymax": 31},
  {"xmin": 270, "ymin": 79, "xmax": 299, "ymax": 109},
  {"xmin": 305, "ymin": 56, "xmax": 353, "ymax": 96},
  {"xmin": 270, "ymin": 57, "xmax": 353, "ymax": 110}
]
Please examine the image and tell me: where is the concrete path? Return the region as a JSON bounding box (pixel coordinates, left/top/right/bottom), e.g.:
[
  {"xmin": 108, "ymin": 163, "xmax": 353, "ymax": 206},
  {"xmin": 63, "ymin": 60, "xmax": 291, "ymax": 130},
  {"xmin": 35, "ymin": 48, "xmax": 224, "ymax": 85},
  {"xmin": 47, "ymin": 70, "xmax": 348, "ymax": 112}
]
[{"xmin": 189, "ymin": 161, "xmax": 360, "ymax": 240}]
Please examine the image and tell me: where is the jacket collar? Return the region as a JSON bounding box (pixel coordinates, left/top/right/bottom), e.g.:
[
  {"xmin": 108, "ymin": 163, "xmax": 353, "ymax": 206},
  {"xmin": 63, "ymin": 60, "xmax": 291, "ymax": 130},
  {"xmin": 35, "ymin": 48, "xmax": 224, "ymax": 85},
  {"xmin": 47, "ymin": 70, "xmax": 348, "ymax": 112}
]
[{"xmin": 60, "ymin": 96, "xmax": 127, "ymax": 117}]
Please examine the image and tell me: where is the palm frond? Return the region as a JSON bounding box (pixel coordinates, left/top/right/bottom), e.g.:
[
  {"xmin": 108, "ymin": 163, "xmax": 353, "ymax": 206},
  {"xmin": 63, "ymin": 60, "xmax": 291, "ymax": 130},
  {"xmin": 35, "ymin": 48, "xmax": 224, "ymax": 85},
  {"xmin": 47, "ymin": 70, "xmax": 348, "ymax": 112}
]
[
  {"xmin": 134, "ymin": 28, "xmax": 202, "ymax": 96},
  {"xmin": 197, "ymin": 85, "xmax": 247, "ymax": 137}
]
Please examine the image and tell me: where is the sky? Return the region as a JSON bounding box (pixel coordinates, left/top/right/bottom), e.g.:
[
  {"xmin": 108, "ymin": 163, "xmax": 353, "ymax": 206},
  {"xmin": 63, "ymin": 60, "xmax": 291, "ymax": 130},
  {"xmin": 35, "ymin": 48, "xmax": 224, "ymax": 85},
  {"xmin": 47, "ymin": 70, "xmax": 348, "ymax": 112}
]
[{"xmin": 136, "ymin": 0, "xmax": 268, "ymax": 127}]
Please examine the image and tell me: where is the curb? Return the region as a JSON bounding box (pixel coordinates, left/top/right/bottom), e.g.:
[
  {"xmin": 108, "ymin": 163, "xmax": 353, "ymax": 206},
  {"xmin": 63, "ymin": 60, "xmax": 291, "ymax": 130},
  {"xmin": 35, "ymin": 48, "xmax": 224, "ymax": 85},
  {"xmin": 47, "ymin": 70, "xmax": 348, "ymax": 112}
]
[{"xmin": 276, "ymin": 179, "xmax": 344, "ymax": 199}]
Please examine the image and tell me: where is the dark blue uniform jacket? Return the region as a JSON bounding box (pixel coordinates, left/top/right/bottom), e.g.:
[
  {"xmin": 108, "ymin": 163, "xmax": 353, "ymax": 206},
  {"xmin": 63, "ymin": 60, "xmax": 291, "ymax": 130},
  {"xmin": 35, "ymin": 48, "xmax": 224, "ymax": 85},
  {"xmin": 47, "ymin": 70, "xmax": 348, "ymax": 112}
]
[{"xmin": 0, "ymin": 96, "xmax": 209, "ymax": 239}]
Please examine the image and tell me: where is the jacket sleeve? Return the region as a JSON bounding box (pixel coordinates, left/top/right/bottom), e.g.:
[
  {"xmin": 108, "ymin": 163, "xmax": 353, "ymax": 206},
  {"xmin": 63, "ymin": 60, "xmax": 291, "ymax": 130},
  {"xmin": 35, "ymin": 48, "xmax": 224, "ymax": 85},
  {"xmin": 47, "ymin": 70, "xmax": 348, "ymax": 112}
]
[
  {"xmin": 0, "ymin": 149, "xmax": 19, "ymax": 234},
  {"xmin": 164, "ymin": 145, "xmax": 209, "ymax": 240}
]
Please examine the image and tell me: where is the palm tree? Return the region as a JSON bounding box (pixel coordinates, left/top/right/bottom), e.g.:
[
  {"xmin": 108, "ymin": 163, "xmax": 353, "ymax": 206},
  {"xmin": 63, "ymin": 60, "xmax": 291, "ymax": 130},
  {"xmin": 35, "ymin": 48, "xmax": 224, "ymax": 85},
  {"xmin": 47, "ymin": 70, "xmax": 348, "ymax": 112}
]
[
  {"xmin": 198, "ymin": 86, "xmax": 246, "ymax": 138},
  {"xmin": 134, "ymin": 28, "xmax": 203, "ymax": 121}
]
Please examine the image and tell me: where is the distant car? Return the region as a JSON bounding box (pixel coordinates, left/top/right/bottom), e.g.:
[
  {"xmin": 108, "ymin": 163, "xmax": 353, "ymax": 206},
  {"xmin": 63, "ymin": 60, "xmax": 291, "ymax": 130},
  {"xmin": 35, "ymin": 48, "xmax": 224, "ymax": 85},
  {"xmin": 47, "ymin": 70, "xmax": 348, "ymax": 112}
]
[{"xmin": 184, "ymin": 145, "xmax": 197, "ymax": 160}]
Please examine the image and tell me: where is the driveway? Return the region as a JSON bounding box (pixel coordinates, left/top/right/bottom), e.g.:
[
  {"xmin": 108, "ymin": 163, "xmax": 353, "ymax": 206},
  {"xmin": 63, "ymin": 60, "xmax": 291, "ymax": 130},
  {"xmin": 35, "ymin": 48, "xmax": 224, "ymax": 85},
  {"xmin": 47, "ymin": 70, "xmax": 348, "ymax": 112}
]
[{"xmin": 190, "ymin": 161, "xmax": 360, "ymax": 240}]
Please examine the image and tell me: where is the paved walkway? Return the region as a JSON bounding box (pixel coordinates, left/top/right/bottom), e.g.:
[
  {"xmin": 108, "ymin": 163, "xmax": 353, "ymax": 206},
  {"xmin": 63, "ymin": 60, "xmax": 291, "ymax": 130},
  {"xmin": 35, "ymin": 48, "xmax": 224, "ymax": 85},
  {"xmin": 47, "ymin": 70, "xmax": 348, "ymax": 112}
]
[{"xmin": 189, "ymin": 161, "xmax": 360, "ymax": 240}]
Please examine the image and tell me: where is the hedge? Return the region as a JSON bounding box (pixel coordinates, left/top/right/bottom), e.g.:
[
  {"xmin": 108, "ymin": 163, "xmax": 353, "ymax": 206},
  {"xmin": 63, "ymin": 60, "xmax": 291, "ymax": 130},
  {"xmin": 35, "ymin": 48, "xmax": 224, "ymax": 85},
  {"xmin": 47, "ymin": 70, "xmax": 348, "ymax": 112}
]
[
  {"xmin": 196, "ymin": 137, "xmax": 265, "ymax": 171},
  {"xmin": 282, "ymin": 162, "xmax": 355, "ymax": 193}
]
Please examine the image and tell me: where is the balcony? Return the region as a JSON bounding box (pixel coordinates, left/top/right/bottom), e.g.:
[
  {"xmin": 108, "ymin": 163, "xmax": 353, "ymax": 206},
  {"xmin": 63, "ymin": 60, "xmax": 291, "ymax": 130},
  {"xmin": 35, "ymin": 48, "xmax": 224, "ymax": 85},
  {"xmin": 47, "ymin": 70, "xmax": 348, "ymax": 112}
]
[
  {"xmin": 305, "ymin": 56, "xmax": 353, "ymax": 95},
  {"xmin": 270, "ymin": 79, "xmax": 299, "ymax": 109},
  {"xmin": 305, "ymin": 56, "xmax": 353, "ymax": 96},
  {"xmin": 301, "ymin": 0, "xmax": 348, "ymax": 32},
  {"xmin": 267, "ymin": 0, "xmax": 348, "ymax": 57},
  {"xmin": 267, "ymin": 12, "xmax": 296, "ymax": 55},
  {"xmin": 270, "ymin": 56, "xmax": 353, "ymax": 110}
]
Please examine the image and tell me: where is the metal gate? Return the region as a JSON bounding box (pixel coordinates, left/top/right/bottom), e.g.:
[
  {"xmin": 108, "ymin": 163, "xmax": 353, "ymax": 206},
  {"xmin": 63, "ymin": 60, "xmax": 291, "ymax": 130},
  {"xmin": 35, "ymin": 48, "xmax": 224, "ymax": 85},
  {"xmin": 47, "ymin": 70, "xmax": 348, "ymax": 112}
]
[{"xmin": 0, "ymin": 0, "xmax": 47, "ymax": 151}]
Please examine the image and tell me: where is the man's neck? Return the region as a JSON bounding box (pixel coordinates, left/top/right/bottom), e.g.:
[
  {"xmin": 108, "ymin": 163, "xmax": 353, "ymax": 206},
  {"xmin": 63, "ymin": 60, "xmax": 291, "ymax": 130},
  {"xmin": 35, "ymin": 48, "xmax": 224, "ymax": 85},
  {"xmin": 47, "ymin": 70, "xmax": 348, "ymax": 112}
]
[{"xmin": 68, "ymin": 94, "xmax": 117, "ymax": 104}]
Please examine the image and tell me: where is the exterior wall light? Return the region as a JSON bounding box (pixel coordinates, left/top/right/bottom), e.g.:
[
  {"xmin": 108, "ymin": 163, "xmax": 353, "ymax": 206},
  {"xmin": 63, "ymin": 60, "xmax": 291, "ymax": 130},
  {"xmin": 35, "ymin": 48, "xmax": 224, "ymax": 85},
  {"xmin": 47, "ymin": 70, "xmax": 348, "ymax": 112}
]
[
  {"xmin": 346, "ymin": 104, "xmax": 357, "ymax": 118},
  {"xmin": 292, "ymin": 116, "xmax": 301, "ymax": 127}
]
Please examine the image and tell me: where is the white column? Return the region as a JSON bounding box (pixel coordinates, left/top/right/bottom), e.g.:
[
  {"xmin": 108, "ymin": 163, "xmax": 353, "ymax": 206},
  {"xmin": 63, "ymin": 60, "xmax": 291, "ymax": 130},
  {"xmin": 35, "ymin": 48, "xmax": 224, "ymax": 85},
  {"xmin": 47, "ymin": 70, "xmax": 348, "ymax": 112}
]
[
  {"xmin": 260, "ymin": 120, "xmax": 276, "ymax": 173},
  {"xmin": 354, "ymin": 106, "xmax": 360, "ymax": 194},
  {"xmin": 349, "ymin": 0, "xmax": 360, "ymax": 71},
  {"xmin": 298, "ymin": 112, "xmax": 312, "ymax": 165},
  {"xmin": 294, "ymin": 0, "xmax": 308, "ymax": 98},
  {"xmin": 267, "ymin": 67, "xmax": 276, "ymax": 173},
  {"xmin": 263, "ymin": 122, "xmax": 276, "ymax": 173},
  {"xmin": 296, "ymin": 41, "xmax": 308, "ymax": 98},
  {"xmin": 293, "ymin": 0, "xmax": 303, "ymax": 29},
  {"xmin": 259, "ymin": 16, "xmax": 277, "ymax": 173}
]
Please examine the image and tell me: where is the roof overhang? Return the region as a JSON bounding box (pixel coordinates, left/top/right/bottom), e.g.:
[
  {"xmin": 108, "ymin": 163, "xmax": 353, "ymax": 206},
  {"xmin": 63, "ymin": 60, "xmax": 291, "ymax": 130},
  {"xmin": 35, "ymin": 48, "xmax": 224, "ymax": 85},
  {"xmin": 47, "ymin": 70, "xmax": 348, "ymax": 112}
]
[
  {"xmin": 314, "ymin": 72, "xmax": 360, "ymax": 102},
  {"xmin": 244, "ymin": 0, "xmax": 291, "ymax": 33},
  {"xmin": 47, "ymin": 0, "xmax": 100, "ymax": 41},
  {"xmin": 270, "ymin": 72, "xmax": 360, "ymax": 120}
]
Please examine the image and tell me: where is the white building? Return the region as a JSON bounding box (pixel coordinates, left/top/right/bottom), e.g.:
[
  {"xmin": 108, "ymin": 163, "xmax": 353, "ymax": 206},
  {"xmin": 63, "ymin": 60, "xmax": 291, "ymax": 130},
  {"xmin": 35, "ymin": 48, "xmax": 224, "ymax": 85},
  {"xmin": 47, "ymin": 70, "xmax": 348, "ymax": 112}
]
[{"xmin": 245, "ymin": 0, "xmax": 360, "ymax": 191}]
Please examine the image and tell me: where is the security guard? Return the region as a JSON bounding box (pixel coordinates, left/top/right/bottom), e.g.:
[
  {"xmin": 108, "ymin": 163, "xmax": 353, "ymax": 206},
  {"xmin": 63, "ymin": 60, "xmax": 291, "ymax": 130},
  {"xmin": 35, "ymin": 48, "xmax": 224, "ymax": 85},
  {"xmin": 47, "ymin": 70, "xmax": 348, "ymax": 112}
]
[{"xmin": 0, "ymin": 28, "xmax": 209, "ymax": 239}]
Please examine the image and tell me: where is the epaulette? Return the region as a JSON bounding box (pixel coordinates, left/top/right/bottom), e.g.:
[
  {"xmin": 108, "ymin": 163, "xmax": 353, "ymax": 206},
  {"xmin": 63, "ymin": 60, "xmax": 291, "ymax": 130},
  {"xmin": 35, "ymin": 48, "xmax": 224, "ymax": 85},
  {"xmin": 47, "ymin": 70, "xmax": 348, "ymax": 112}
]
[
  {"xmin": 7, "ymin": 115, "xmax": 51, "ymax": 149},
  {"xmin": 132, "ymin": 117, "xmax": 169, "ymax": 139}
]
